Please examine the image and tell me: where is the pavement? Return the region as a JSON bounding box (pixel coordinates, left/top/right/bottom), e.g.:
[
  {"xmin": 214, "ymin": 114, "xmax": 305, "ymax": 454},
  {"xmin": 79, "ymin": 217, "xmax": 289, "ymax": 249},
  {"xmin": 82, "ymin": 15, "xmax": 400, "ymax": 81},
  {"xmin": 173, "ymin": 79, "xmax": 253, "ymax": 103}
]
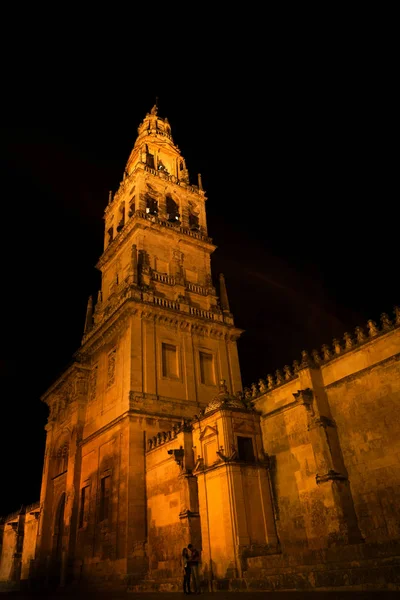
[{"xmin": 0, "ymin": 591, "xmax": 398, "ymax": 599}]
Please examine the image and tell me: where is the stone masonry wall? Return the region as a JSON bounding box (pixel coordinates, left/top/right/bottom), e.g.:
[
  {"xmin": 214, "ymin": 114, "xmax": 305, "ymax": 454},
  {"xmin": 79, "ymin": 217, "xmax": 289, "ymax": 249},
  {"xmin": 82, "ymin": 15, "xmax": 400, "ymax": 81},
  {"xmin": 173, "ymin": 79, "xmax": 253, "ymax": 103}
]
[{"xmin": 252, "ymin": 311, "xmax": 400, "ymax": 554}]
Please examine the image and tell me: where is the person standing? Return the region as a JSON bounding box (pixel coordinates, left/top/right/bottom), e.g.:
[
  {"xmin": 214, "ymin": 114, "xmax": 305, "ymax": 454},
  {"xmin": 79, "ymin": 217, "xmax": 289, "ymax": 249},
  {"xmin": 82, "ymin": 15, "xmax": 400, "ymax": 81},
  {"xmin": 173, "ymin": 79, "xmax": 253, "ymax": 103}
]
[
  {"xmin": 182, "ymin": 547, "xmax": 191, "ymax": 594},
  {"xmin": 188, "ymin": 543, "xmax": 200, "ymax": 594}
]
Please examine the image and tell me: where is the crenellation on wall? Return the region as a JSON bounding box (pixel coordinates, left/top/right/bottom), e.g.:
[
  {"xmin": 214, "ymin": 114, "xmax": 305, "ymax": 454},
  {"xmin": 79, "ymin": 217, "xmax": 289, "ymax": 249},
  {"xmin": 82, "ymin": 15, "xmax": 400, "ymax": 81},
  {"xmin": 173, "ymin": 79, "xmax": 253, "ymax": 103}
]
[{"xmin": 249, "ymin": 307, "xmax": 400, "ymax": 402}]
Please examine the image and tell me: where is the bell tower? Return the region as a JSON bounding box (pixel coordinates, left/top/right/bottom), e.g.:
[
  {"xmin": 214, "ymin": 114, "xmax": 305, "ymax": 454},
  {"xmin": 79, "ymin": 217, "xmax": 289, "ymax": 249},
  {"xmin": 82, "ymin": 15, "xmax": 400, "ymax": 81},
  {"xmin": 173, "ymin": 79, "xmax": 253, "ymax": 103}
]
[
  {"xmin": 81, "ymin": 104, "xmax": 243, "ymax": 414},
  {"xmin": 34, "ymin": 105, "xmax": 244, "ymax": 585}
]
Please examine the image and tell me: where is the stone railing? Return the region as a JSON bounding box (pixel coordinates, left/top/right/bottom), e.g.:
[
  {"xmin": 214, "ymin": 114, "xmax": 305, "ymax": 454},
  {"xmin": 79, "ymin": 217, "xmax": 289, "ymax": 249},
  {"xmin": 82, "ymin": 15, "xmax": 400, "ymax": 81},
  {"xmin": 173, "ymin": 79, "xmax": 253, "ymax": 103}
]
[
  {"xmin": 153, "ymin": 296, "xmax": 180, "ymax": 311},
  {"xmin": 189, "ymin": 306, "xmax": 215, "ymax": 320},
  {"xmin": 134, "ymin": 210, "xmax": 213, "ymax": 244},
  {"xmin": 147, "ymin": 419, "xmax": 192, "ymax": 451},
  {"xmin": 143, "ymin": 165, "xmax": 200, "ymax": 194},
  {"xmin": 246, "ymin": 306, "xmax": 400, "ymax": 400},
  {"xmin": 83, "ymin": 282, "xmax": 227, "ymax": 345},
  {"xmin": 106, "ymin": 160, "xmax": 204, "ymax": 211},
  {"xmin": 152, "ymin": 271, "xmax": 176, "ymax": 286},
  {"xmin": 186, "ymin": 281, "xmax": 208, "ymax": 296}
]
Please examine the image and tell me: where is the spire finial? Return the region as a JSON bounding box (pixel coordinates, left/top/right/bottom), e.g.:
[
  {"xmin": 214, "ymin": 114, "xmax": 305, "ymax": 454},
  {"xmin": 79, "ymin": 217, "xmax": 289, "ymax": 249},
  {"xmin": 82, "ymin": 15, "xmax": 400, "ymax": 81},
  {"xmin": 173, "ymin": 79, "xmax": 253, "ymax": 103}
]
[
  {"xmin": 84, "ymin": 296, "xmax": 93, "ymax": 334},
  {"xmin": 219, "ymin": 273, "xmax": 230, "ymax": 312},
  {"xmin": 150, "ymin": 99, "xmax": 158, "ymax": 115}
]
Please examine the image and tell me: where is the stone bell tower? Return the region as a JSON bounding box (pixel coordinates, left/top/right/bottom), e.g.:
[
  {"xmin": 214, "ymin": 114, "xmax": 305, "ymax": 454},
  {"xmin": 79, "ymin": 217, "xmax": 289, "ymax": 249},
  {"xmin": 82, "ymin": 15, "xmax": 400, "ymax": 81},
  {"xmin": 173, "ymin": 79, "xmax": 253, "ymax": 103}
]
[
  {"xmin": 86, "ymin": 103, "xmax": 243, "ymax": 409},
  {"xmin": 37, "ymin": 104, "xmax": 243, "ymax": 586}
]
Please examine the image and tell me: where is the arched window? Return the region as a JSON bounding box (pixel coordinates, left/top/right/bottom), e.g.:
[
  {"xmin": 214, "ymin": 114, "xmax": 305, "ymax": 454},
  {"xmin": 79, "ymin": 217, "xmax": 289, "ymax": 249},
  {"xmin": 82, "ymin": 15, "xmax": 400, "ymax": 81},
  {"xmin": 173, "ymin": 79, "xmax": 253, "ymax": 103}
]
[
  {"xmin": 55, "ymin": 444, "xmax": 68, "ymax": 476},
  {"xmin": 145, "ymin": 195, "xmax": 158, "ymax": 216},
  {"xmin": 189, "ymin": 212, "xmax": 200, "ymax": 231},
  {"xmin": 116, "ymin": 202, "xmax": 125, "ymax": 232},
  {"xmin": 166, "ymin": 195, "xmax": 180, "ymax": 223}
]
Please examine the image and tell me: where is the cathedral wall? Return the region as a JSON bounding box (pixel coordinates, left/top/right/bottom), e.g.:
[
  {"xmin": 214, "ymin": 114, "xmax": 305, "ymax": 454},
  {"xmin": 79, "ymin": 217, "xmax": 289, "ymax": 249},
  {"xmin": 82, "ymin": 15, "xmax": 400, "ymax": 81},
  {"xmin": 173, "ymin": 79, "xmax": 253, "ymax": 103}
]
[
  {"xmin": 0, "ymin": 521, "xmax": 17, "ymax": 581},
  {"xmin": 197, "ymin": 466, "xmax": 235, "ymax": 579},
  {"xmin": 75, "ymin": 418, "xmax": 128, "ymax": 577},
  {"xmin": 256, "ymin": 327, "xmax": 400, "ymax": 553},
  {"xmin": 20, "ymin": 509, "xmax": 39, "ymax": 580},
  {"xmin": 84, "ymin": 326, "xmax": 131, "ymax": 439},
  {"xmin": 146, "ymin": 437, "xmax": 183, "ymax": 577},
  {"xmin": 258, "ymin": 379, "xmax": 322, "ymax": 550},
  {"xmin": 130, "ymin": 314, "xmax": 235, "ymax": 408},
  {"xmin": 321, "ymin": 329, "xmax": 400, "ymax": 544}
]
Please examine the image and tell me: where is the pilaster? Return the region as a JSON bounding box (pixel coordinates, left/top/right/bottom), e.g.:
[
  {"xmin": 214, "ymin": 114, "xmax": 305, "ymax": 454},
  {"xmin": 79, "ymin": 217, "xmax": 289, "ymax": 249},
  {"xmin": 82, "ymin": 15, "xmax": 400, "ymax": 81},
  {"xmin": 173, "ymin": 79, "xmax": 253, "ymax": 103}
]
[{"xmin": 296, "ymin": 363, "xmax": 363, "ymax": 544}]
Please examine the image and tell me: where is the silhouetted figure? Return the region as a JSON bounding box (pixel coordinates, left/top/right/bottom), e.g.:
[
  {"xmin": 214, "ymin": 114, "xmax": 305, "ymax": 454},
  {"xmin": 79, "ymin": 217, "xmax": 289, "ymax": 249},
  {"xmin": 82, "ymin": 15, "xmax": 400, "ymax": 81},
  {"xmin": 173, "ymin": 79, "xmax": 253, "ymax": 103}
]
[
  {"xmin": 182, "ymin": 547, "xmax": 191, "ymax": 594},
  {"xmin": 188, "ymin": 543, "xmax": 200, "ymax": 593}
]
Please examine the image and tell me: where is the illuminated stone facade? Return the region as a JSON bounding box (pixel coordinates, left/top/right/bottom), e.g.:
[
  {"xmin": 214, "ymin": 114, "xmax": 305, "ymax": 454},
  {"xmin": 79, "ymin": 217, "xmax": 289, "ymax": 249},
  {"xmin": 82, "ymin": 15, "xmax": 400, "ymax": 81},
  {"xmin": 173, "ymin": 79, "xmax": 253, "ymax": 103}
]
[{"xmin": 1, "ymin": 107, "xmax": 399, "ymax": 592}]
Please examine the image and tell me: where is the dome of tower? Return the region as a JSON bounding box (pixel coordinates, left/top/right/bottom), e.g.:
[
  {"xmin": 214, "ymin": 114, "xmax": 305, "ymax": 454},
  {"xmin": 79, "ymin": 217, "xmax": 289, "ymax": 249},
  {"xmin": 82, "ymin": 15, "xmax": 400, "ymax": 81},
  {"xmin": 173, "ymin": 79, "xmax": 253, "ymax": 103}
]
[
  {"xmin": 135, "ymin": 104, "xmax": 173, "ymax": 144},
  {"xmin": 203, "ymin": 380, "xmax": 249, "ymax": 414}
]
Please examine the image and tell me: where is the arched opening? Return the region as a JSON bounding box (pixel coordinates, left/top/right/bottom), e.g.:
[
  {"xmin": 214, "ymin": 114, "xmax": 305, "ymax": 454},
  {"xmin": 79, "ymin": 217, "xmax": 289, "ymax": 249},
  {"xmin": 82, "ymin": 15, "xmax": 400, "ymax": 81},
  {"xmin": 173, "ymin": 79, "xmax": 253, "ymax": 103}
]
[
  {"xmin": 51, "ymin": 492, "xmax": 66, "ymax": 585},
  {"xmin": 54, "ymin": 443, "xmax": 68, "ymax": 477},
  {"xmin": 145, "ymin": 194, "xmax": 158, "ymax": 216},
  {"xmin": 166, "ymin": 195, "xmax": 180, "ymax": 224}
]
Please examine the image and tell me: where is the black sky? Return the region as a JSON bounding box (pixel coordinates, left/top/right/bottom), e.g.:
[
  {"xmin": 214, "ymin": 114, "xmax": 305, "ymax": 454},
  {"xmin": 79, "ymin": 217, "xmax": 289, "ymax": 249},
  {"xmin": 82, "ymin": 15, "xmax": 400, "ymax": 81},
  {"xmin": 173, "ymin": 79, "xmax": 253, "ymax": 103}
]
[{"xmin": 0, "ymin": 21, "xmax": 398, "ymax": 516}]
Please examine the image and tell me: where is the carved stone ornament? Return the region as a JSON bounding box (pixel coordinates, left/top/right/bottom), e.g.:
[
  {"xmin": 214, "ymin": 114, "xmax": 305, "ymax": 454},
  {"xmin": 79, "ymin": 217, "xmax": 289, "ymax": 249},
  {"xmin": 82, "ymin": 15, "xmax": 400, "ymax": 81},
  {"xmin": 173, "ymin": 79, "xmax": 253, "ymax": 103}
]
[
  {"xmin": 380, "ymin": 313, "xmax": 392, "ymax": 331},
  {"xmin": 292, "ymin": 360, "xmax": 300, "ymax": 373},
  {"xmin": 355, "ymin": 326, "xmax": 366, "ymax": 343},
  {"xmin": 316, "ymin": 469, "xmax": 347, "ymax": 484},
  {"xmin": 293, "ymin": 388, "xmax": 314, "ymax": 413},
  {"xmin": 107, "ymin": 348, "xmax": 116, "ymax": 387},
  {"xmin": 333, "ymin": 338, "xmax": 341, "ymax": 355},
  {"xmin": 89, "ymin": 364, "xmax": 98, "ymax": 402},
  {"xmin": 343, "ymin": 332, "xmax": 353, "ymax": 350},
  {"xmin": 321, "ymin": 344, "xmax": 332, "ymax": 361},
  {"xmin": 311, "ymin": 350, "xmax": 321, "ymax": 365},
  {"xmin": 367, "ymin": 319, "xmax": 379, "ymax": 337},
  {"xmin": 300, "ymin": 350, "xmax": 311, "ymax": 368},
  {"xmin": 283, "ymin": 365, "xmax": 292, "ymax": 380},
  {"xmin": 275, "ymin": 370, "xmax": 283, "ymax": 385},
  {"xmin": 258, "ymin": 378, "xmax": 267, "ymax": 393}
]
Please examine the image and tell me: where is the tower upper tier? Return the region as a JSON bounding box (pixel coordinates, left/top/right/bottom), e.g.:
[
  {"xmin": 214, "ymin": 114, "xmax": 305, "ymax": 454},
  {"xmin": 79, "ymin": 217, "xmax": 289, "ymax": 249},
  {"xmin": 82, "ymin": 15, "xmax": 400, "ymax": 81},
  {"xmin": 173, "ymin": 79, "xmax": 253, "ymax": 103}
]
[
  {"xmin": 125, "ymin": 104, "xmax": 190, "ymax": 184},
  {"xmin": 101, "ymin": 105, "xmax": 209, "ymax": 258}
]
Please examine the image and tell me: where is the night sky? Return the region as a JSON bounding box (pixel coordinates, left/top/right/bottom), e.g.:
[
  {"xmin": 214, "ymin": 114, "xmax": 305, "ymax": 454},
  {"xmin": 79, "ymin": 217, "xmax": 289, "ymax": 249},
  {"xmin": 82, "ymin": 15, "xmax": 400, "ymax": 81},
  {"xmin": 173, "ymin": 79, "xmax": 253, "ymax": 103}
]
[{"xmin": 0, "ymin": 30, "xmax": 398, "ymax": 517}]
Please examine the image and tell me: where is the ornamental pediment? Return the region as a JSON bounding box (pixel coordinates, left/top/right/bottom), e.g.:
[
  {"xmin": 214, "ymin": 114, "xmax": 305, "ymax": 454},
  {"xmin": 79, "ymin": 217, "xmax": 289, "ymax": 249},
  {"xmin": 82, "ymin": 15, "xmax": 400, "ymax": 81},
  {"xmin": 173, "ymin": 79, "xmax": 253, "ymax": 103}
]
[{"xmin": 199, "ymin": 424, "xmax": 218, "ymax": 441}]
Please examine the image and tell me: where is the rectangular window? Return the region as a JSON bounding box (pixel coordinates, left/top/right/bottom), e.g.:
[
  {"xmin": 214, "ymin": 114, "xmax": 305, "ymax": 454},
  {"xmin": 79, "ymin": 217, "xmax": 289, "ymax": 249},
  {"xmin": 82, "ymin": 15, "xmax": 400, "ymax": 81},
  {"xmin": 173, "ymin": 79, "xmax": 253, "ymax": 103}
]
[
  {"xmin": 79, "ymin": 485, "xmax": 90, "ymax": 528},
  {"xmin": 199, "ymin": 351, "xmax": 215, "ymax": 385},
  {"xmin": 162, "ymin": 343, "xmax": 178, "ymax": 378},
  {"xmin": 100, "ymin": 475, "xmax": 111, "ymax": 521},
  {"xmin": 237, "ymin": 436, "xmax": 255, "ymax": 462}
]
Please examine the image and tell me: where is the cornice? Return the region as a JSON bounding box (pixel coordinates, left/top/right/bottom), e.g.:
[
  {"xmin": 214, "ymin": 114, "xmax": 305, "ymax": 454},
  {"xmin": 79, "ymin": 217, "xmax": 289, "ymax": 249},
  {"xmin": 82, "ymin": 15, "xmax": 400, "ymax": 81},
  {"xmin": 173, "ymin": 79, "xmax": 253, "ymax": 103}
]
[
  {"xmin": 40, "ymin": 363, "xmax": 90, "ymax": 404},
  {"xmin": 80, "ymin": 291, "xmax": 243, "ymax": 357},
  {"xmin": 97, "ymin": 211, "xmax": 215, "ymax": 270}
]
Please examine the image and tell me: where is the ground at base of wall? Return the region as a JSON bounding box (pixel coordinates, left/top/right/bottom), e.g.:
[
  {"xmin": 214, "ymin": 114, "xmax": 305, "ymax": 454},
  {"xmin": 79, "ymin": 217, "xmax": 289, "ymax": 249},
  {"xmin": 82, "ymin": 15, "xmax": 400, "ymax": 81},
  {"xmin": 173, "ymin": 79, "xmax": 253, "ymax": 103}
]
[
  {"xmin": 127, "ymin": 560, "xmax": 400, "ymax": 593},
  {"xmin": 1, "ymin": 592, "xmax": 400, "ymax": 599}
]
